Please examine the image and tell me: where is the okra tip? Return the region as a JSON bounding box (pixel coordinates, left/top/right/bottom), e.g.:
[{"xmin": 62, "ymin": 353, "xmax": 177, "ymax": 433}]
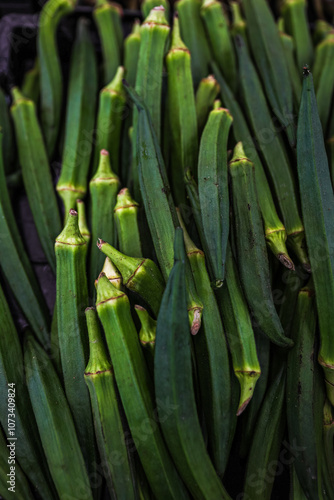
[
  {"xmin": 97, "ymin": 238, "xmax": 105, "ymax": 249},
  {"xmin": 278, "ymin": 253, "xmax": 295, "ymax": 271}
]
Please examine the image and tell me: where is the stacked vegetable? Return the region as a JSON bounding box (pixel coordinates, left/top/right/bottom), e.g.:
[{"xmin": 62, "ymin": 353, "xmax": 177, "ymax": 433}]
[{"xmin": 0, "ymin": 0, "xmax": 334, "ymax": 498}]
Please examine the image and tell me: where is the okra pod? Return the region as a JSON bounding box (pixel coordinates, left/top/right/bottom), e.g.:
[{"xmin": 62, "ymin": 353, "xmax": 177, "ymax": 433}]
[
  {"xmin": 282, "ymin": 0, "xmax": 314, "ymax": 70},
  {"xmin": 290, "ymin": 466, "xmax": 308, "ymax": 500},
  {"xmin": 195, "ymin": 75, "xmax": 220, "ymax": 135},
  {"xmin": 229, "ymin": 142, "xmax": 293, "ymax": 348},
  {"xmin": 21, "ymin": 58, "xmax": 40, "ymax": 105},
  {"xmin": 313, "ymin": 19, "xmax": 332, "ymax": 45},
  {"xmin": 97, "ymin": 257, "xmax": 122, "ymax": 290},
  {"xmin": 0, "ymin": 88, "xmax": 14, "ymax": 174},
  {"xmin": 323, "ymin": 399, "xmax": 334, "ymax": 485},
  {"xmin": 38, "ymin": 0, "xmax": 76, "ymax": 157},
  {"xmin": 312, "ymin": 33, "xmax": 334, "ymax": 132},
  {"xmin": 10, "ymin": 87, "xmax": 61, "ymax": 272},
  {"xmin": 24, "ymin": 332, "xmax": 93, "ymax": 500},
  {"xmin": 198, "ymin": 106, "xmax": 232, "ymax": 286},
  {"xmin": 135, "ymin": 305, "xmax": 156, "ymax": 375},
  {"xmin": 200, "ymin": 0, "xmax": 236, "ymax": 92},
  {"xmin": 76, "ymin": 198, "xmax": 91, "ymax": 245},
  {"xmin": 114, "ymin": 187, "xmax": 142, "ymax": 258},
  {"xmin": 89, "ymin": 150, "xmax": 120, "ymax": 289},
  {"xmin": 296, "ymin": 69, "xmax": 334, "ymax": 404},
  {"xmin": 230, "ymin": 1, "xmax": 247, "ymax": 42},
  {"xmin": 142, "ymin": 0, "xmax": 170, "ymax": 18},
  {"xmin": 279, "ymin": 31, "xmax": 302, "ymax": 110},
  {"xmin": 55, "ymin": 209, "xmax": 97, "ymax": 477},
  {"xmin": 57, "ymin": 18, "xmax": 98, "ymax": 215},
  {"xmin": 124, "ymin": 20, "xmax": 141, "ymax": 88},
  {"xmin": 84, "ymin": 307, "xmax": 136, "ymax": 500},
  {"xmin": 96, "ymin": 274, "xmax": 189, "ymax": 499}
]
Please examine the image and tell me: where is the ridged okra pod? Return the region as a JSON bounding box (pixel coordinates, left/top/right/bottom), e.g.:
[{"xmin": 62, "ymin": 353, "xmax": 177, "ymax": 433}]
[
  {"xmin": 235, "ymin": 38, "xmax": 308, "ymax": 269},
  {"xmin": 55, "ymin": 209, "xmax": 97, "ymax": 477},
  {"xmin": 96, "ymin": 274, "xmax": 189, "ymax": 499},
  {"xmin": 56, "ymin": 18, "xmax": 98, "ymax": 215},
  {"xmin": 166, "ymin": 15, "xmax": 198, "ymax": 204},
  {"xmin": 230, "ymin": 143, "xmax": 293, "ymax": 348},
  {"xmin": 93, "ymin": 0, "xmax": 122, "ymax": 85},
  {"xmin": 10, "ymin": 87, "xmax": 61, "ymax": 272},
  {"xmin": 24, "ymin": 333, "xmax": 93, "ymax": 500},
  {"xmin": 114, "ymin": 187, "xmax": 142, "ymax": 257},
  {"xmin": 77, "ymin": 198, "xmax": 91, "ymax": 245},
  {"xmin": 38, "ymin": 0, "xmax": 75, "ymax": 157},
  {"xmin": 282, "ymin": 0, "xmax": 314, "ymax": 70},
  {"xmin": 198, "ymin": 106, "xmax": 232, "ymax": 286},
  {"xmin": 176, "ymin": 0, "xmax": 211, "ymax": 88},
  {"xmin": 195, "ymin": 75, "xmax": 220, "ymax": 135},
  {"xmin": 142, "ymin": 0, "xmax": 170, "ymax": 18},
  {"xmin": 279, "ymin": 31, "xmax": 302, "ymax": 111},
  {"xmin": 154, "ymin": 229, "xmax": 231, "ymax": 499},
  {"xmin": 124, "ymin": 20, "xmax": 141, "ymax": 88},
  {"xmin": 297, "ymin": 70, "xmax": 334, "ymax": 404},
  {"xmin": 84, "ymin": 308, "xmax": 136, "ymax": 500},
  {"xmin": 241, "ymin": 0, "xmax": 295, "ymax": 147},
  {"xmin": 89, "ymin": 150, "xmax": 120, "ymax": 289},
  {"xmin": 135, "ymin": 305, "xmax": 156, "ymax": 375},
  {"xmin": 21, "ymin": 58, "xmax": 40, "ymax": 105},
  {"xmin": 312, "ymin": 33, "xmax": 334, "ymax": 132},
  {"xmin": 92, "ymin": 67, "xmax": 126, "ymax": 176},
  {"xmin": 0, "ymin": 88, "xmax": 14, "ymax": 174},
  {"xmin": 200, "ymin": 0, "xmax": 236, "ymax": 92}
]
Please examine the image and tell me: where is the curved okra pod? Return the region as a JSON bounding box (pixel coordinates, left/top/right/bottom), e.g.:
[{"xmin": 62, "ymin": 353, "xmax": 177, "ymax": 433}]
[
  {"xmin": 76, "ymin": 199, "xmax": 91, "ymax": 245},
  {"xmin": 55, "ymin": 210, "xmax": 97, "ymax": 478},
  {"xmin": 235, "ymin": 39, "xmax": 308, "ymax": 269},
  {"xmin": 0, "ymin": 88, "xmax": 14, "ymax": 174},
  {"xmin": 279, "ymin": 32, "xmax": 302, "ymax": 111},
  {"xmin": 312, "ymin": 33, "xmax": 334, "ymax": 132},
  {"xmin": 166, "ymin": 15, "xmax": 198, "ymax": 204},
  {"xmin": 24, "ymin": 332, "xmax": 93, "ymax": 500},
  {"xmin": 198, "ymin": 106, "xmax": 232, "ymax": 286},
  {"xmin": 124, "ymin": 20, "xmax": 141, "ymax": 88},
  {"xmin": 297, "ymin": 70, "xmax": 334, "ymax": 404},
  {"xmin": 10, "ymin": 87, "xmax": 61, "ymax": 272},
  {"xmin": 93, "ymin": 0, "xmax": 122, "ymax": 85},
  {"xmin": 21, "ymin": 58, "xmax": 40, "ymax": 105},
  {"xmin": 89, "ymin": 150, "xmax": 120, "ymax": 289},
  {"xmin": 195, "ymin": 75, "xmax": 220, "ymax": 135},
  {"xmin": 176, "ymin": 0, "xmax": 212, "ymax": 88},
  {"xmin": 135, "ymin": 305, "xmax": 156, "ymax": 375},
  {"xmin": 84, "ymin": 308, "xmax": 136, "ymax": 500},
  {"xmin": 57, "ymin": 18, "xmax": 98, "ymax": 215},
  {"xmin": 38, "ymin": 0, "xmax": 76, "ymax": 157},
  {"xmin": 230, "ymin": 142, "xmax": 293, "ymax": 348},
  {"xmin": 154, "ymin": 229, "xmax": 231, "ymax": 499},
  {"xmin": 92, "ymin": 67, "xmax": 126, "ymax": 176},
  {"xmin": 95, "ymin": 274, "xmax": 189, "ymax": 499},
  {"xmin": 200, "ymin": 0, "xmax": 236, "ymax": 93},
  {"xmin": 114, "ymin": 187, "xmax": 142, "ymax": 258},
  {"xmin": 97, "ymin": 239, "xmax": 164, "ymax": 316}
]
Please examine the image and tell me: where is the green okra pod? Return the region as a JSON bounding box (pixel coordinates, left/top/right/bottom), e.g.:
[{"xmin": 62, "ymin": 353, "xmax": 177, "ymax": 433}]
[
  {"xmin": 241, "ymin": 0, "xmax": 296, "ymax": 147},
  {"xmin": 142, "ymin": 0, "xmax": 170, "ymax": 18},
  {"xmin": 10, "ymin": 87, "xmax": 61, "ymax": 272},
  {"xmin": 195, "ymin": 75, "xmax": 220, "ymax": 135},
  {"xmin": 0, "ymin": 88, "xmax": 14, "ymax": 174},
  {"xmin": 230, "ymin": 1, "xmax": 247, "ymax": 42},
  {"xmin": 198, "ymin": 106, "xmax": 232, "ymax": 286},
  {"xmin": 200, "ymin": 0, "xmax": 236, "ymax": 92},
  {"xmin": 76, "ymin": 199, "xmax": 91, "ymax": 245},
  {"xmin": 297, "ymin": 69, "xmax": 334, "ymax": 404},
  {"xmin": 312, "ymin": 33, "xmax": 334, "ymax": 132},
  {"xmin": 235, "ymin": 38, "xmax": 308, "ymax": 269},
  {"xmin": 166, "ymin": 15, "xmax": 198, "ymax": 205},
  {"xmin": 135, "ymin": 305, "xmax": 156, "ymax": 375},
  {"xmin": 92, "ymin": 67, "xmax": 126, "ymax": 176},
  {"xmin": 154, "ymin": 228, "xmax": 231, "ymax": 499},
  {"xmin": 279, "ymin": 31, "xmax": 302, "ymax": 111},
  {"xmin": 229, "ymin": 142, "xmax": 293, "ymax": 348},
  {"xmin": 89, "ymin": 150, "xmax": 120, "ymax": 289},
  {"xmin": 55, "ymin": 209, "xmax": 97, "ymax": 478},
  {"xmin": 96, "ymin": 274, "xmax": 189, "ymax": 500},
  {"xmin": 21, "ymin": 58, "xmax": 40, "ymax": 105},
  {"xmin": 38, "ymin": 0, "xmax": 76, "ymax": 157},
  {"xmin": 323, "ymin": 399, "xmax": 334, "ymax": 485},
  {"xmin": 282, "ymin": 0, "xmax": 314, "ymax": 70},
  {"xmin": 290, "ymin": 466, "xmax": 308, "ymax": 500},
  {"xmin": 313, "ymin": 20, "xmax": 333, "ymax": 45},
  {"xmin": 93, "ymin": 0, "xmax": 122, "ymax": 85},
  {"xmin": 176, "ymin": 0, "xmax": 211, "ymax": 88},
  {"xmin": 124, "ymin": 20, "xmax": 141, "ymax": 88},
  {"xmin": 84, "ymin": 307, "xmax": 136, "ymax": 500},
  {"xmin": 57, "ymin": 18, "xmax": 98, "ymax": 215},
  {"xmin": 114, "ymin": 187, "xmax": 142, "ymax": 258},
  {"xmin": 97, "ymin": 257, "xmax": 122, "ymax": 290},
  {"xmin": 24, "ymin": 332, "xmax": 93, "ymax": 500}
]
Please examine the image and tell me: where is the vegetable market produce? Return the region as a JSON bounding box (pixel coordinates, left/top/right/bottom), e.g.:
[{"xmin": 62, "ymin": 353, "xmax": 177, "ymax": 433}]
[{"xmin": 1, "ymin": 2, "xmax": 334, "ymax": 498}]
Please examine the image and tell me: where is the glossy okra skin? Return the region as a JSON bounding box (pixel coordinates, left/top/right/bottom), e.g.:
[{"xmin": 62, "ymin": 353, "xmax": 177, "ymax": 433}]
[
  {"xmin": 296, "ymin": 71, "xmax": 334, "ymax": 403},
  {"xmin": 114, "ymin": 187, "xmax": 142, "ymax": 258},
  {"xmin": 55, "ymin": 210, "xmax": 97, "ymax": 478},
  {"xmin": 84, "ymin": 308, "xmax": 136, "ymax": 500},
  {"xmin": 312, "ymin": 33, "xmax": 334, "ymax": 132},
  {"xmin": 24, "ymin": 333, "xmax": 93, "ymax": 500},
  {"xmin": 282, "ymin": 0, "xmax": 314, "ymax": 70},
  {"xmin": 195, "ymin": 75, "xmax": 220, "ymax": 135},
  {"xmin": 154, "ymin": 229, "xmax": 231, "ymax": 500},
  {"xmin": 135, "ymin": 305, "xmax": 156, "ymax": 375},
  {"xmin": 89, "ymin": 150, "xmax": 120, "ymax": 289},
  {"xmin": 57, "ymin": 18, "xmax": 98, "ymax": 215},
  {"xmin": 38, "ymin": 0, "xmax": 76, "ymax": 158},
  {"xmin": 229, "ymin": 143, "xmax": 293, "ymax": 348},
  {"xmin": 96, "ymin": 274, "xmax": 189, "ymax": 500}
]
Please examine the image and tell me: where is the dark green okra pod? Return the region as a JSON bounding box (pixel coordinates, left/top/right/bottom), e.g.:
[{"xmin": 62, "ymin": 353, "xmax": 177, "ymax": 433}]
[
  {"xmin": 114, "ymin": 187, "xmax": 142, "ymax": 258},
  {"xmin": 124, "ymin": 20, "xmax": 141, "ymax": 88},
  {"xmin": 135, "ymin": 305, "xmax": 156, "ymax": 375},
  {"xmin": 0, "ymin": 88, "xmax": 14, "ymax": 174},
  {"xmin": 195, "ymin": 75, "xmax": 220, "ymax": 135},
  {"xmin": 141, "ymin": 0, "xmax": 170, "ymax": 18},
  {"xmin": 76, "ymin": 199, "xmax": 91, "ymax": 245},
  {"xmin": 312, "ymin": 33, "xmax": 334, "ymax": 132}
]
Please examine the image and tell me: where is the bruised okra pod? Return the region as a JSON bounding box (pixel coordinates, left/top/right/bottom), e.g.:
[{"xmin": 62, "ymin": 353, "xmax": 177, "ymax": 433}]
[
  {"xmin": 135, "ymin": 305, "xmax": 156, "ymax": 375},
  {"xmin": 312, "ymin": 33, "xmax": 334, "ymax": 132},
  {"xmin": 200, "ymin": 0, "xmax": 236, "ymax": 92},
  {"xmin": 198, "ymin": 106, "xmax": 232, "ymax": 286},
  {"xmin": 124, "ymin": 20, "xmax": 141, "ymax": 88},
  {"xmin": 57, "ymin": 18, "xmax": 98, "ymax": 215},
  {"xmin": 38, "ymin": 0, "xmax": 75, "ymax": 157},
  {"xmin": 96, "ymin": 274, "xmax": 189, "ymax": 499},
  {"xmin": 195, "ymin": 75, "xmax": 220, "ymax": 135},
  {"xmin": 89, "ymin": 150, "xmax": 120, "ymax": 289},
  {"xmin": 84, "ymin": 308, "xmax": 136, "ymax": 500},
  {"xmin": 11, "ymin": 87, "xmax": 61, "ymax": 272},
  {"xmin": 282, "ymin": 0, "xmax": 314, "ymax": 69},
  {"xmin": 230, "ymin": 143, "xmax": 293, "ymax": 348},
  {"xmin": 114, "ymin": 188, "xmax": 142, "ymax": 258},
  {"xmin": 55, "ymin": 210, "xmax": 97, "ymax": 477}
]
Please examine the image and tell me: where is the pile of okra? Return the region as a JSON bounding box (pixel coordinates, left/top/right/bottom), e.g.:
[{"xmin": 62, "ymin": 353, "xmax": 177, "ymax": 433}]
[{"xmin": 0, "ymin": 0, "xmax": 334, "ymax": 498}]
